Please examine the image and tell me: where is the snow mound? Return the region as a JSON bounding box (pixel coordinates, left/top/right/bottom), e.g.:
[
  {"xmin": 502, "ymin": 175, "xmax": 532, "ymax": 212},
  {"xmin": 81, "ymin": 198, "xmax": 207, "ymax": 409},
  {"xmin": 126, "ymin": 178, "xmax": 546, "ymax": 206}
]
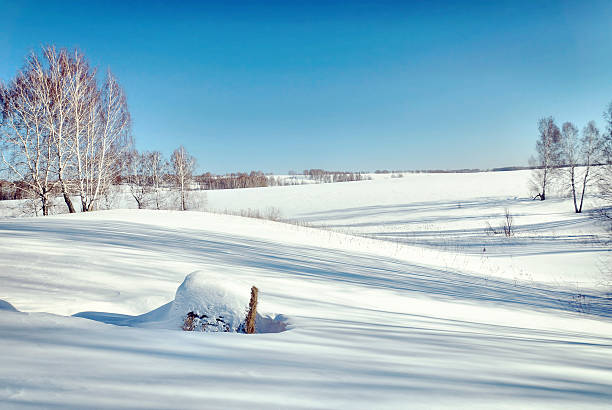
[
  {"xmin": 169, "ymin": 271, "xmax": 251, "ymax": 332},
  {"xmin": 74, "ymin": 271, "xmax": 289, "ymax": 333}
]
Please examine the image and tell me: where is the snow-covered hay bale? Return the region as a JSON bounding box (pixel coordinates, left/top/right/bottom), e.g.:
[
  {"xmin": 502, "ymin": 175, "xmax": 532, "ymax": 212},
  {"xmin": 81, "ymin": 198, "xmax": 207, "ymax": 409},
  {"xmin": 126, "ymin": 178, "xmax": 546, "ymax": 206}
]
[{"xmin": 169, "ymin": 271, "xmax": 250, "ymax": 332}]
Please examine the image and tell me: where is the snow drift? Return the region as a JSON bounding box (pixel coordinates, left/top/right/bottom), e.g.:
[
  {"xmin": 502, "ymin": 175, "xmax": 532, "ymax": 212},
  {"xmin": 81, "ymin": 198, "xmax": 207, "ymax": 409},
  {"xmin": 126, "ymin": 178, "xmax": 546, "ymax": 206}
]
[
  {"xmin": 74, "ymin": 270, "xmax": 289, "ymax": 334},
  {"xmin": 161, "ymin": 270, "xmax": 288, "ymax": 333}
]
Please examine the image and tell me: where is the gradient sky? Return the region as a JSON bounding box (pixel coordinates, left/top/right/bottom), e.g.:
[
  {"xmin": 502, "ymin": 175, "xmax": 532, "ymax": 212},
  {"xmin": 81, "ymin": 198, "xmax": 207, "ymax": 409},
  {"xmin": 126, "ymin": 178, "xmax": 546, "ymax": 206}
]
[{"xmin": 2, "ymin": 0, "xmax": 612, "ymax": 173}]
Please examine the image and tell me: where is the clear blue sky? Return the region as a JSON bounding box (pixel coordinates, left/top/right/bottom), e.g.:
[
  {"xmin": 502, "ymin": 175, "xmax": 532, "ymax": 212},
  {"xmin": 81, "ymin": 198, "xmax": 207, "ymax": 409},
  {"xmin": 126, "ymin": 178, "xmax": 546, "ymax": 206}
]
[{"xmin": 2, "ymin": 0, "xmax": 611, "ymax": 173}]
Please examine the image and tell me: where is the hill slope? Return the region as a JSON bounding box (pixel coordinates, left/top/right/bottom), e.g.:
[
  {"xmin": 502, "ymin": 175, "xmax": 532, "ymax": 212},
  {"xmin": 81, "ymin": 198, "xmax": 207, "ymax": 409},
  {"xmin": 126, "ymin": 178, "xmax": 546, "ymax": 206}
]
[{"xmin": 1, "ymin": 208, "xmax": 611, "ymax": 409}]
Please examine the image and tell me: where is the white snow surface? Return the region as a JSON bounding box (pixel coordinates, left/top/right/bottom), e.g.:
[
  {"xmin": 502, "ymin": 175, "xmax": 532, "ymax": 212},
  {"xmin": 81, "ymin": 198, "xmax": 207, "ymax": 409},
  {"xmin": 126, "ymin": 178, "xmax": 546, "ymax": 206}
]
[{"xmin": 0, "ymin": 169, "xmax": 611, "ymax": 409}]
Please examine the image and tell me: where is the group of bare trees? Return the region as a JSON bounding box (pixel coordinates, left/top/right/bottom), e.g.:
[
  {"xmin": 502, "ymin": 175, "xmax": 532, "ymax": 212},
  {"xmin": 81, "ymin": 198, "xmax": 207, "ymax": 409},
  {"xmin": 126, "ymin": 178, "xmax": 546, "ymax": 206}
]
[
  {"xmin": 0, "ymin": 46, "xmax": 131, "ymax": 215},
  {"xmin": 124, "ymin": 146, "xmax": 197, "ymax": 211},
  {"xmin": 124, "ymin": 150, "xmax": 166, "ymax": 210},
  {"xmin": 0, "ymin": 47, "xmax": 202, "ymax": 215},
  {"xmin": 531, "ymin": 103, "xmax": 612, "ymax": 213}
]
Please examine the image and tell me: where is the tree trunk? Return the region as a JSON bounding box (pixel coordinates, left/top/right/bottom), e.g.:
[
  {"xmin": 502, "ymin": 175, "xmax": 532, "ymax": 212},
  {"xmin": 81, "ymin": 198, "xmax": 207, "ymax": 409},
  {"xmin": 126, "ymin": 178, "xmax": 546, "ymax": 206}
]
[
  {"xmin": 180, "ymin": 176, "xmax": 186, "ymax": 211},
  {"xmin": 62, "ymin": 192, "xmax": 76, "ymax": 213},
  {"xmin": 570, "ymin": 169, "xmax": 578, "ymax": 213},
  {"xmin": 41, "ymin": 195, "xmax": 49, "ymax": 216},
  {"xmin": 578, "ymin": 167, "xmax": 590, "ymax": 213},
  {"xmin": 540, "ymin": 168, "xmax": 547, "ymax": 201},
  {"xmin": 57, "ymin": 162, "xmax": 76, "ymax": 213}
]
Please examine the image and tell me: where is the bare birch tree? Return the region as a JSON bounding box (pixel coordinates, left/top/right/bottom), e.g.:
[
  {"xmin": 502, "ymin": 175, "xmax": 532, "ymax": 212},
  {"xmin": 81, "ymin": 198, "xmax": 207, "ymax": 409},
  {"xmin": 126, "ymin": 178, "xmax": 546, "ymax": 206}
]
[
  {"xmin": 125, "ymin": 150, "xmax": 170, "ymax": 210},
  {"xmin": 149, "ymin": 151, "xmax": 169, "ymax": 210},
  {"xmin": 561, "ymin": 122, "xmax": 581, "ymax": 211},
  {"xmin": 604, "ymin": 102, "xmax": 612, "ymax": 164},
  {"xmin": 0, "ymin": 57, "xmax": 59, "ymax": 215},
  {"xmin": 39, "ymin": 47, "xmax": 78, "ymax": 213},
  {"xmin": 171, "ymin": 145, "xmax": 196, "ymax": 211},
  {"xmin": 62, "ymin": 48, "xmax": 100, "ymax": 212},
  {"xmin": 562, "ymin": 121, "xmax": 601, "ymax": 213},
  {"xmin": 575, "ymin": 121, "xmax": 601, "ymax": 212},
  {"xmin": 531, "ymin": 117, "xmax": 562, "ymax": 200},
  {"xmin": 125, "ymin": 149, "xmax": 152, "ymax": 209},
  {"xmin": 600, "ymin": 102, "xmax": 612, "ymax": 201},
  {"xmin": 75, "ymin": 70, "xmax": 131, "ymax": 211}
]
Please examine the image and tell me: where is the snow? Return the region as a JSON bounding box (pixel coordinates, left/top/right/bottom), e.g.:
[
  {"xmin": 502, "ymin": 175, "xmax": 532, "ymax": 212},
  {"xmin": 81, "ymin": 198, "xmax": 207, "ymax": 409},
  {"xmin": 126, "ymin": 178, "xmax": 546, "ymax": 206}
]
[
  {"xmin": 0, "ymin": 299, "xmax": 18, "ymax": 312},
  {"xmin": 72, "ymin": 270, "xmax": 287, "ymax": 334},
  {"xmin": 0, "ymin": 169, "xmax": 611, "ymax": 409},
  {"xmin": 203, "ymin": 169, "xmax": 610, "ymax": 289},
  {"xmin": 169, "ymin": 270, "xmax": 250, "ymax": 331}
]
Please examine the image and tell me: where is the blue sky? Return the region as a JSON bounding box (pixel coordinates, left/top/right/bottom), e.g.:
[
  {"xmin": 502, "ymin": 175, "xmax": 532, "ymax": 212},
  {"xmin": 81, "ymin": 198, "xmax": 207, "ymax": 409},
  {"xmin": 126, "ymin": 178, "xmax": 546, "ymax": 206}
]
[{"xmin": 2, "ymin": 0, "xmax": 611, "ymax": 173}]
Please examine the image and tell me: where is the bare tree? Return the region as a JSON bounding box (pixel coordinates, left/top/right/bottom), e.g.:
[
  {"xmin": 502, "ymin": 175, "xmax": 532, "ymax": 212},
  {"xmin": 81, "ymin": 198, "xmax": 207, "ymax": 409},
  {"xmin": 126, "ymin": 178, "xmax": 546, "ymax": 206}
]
[
  {"xmin": 600, "ymin": 102, "xmax": 612, "ymax": 202},
  {"xmin": 0, "ymin": 56, "xmax": 59, "ymax": 215},
  {"xmin": 171, "ymin": 145, "xmax": 196, "ymax": 211},
  {"xmin": 573, "ymin": 121, "xmax": 602, "ymax": 213},
  {"xmin": 125, "ymin": 150, "xmax": 152, "ymax": 209},
  {"xmin": 502, "ymin": 208, "xmax": 513, "ymax": 237},
  {"xmin": 62, "ymin": 47, "xmax": 100, "ymax": 212},
  {"xmin": 531, "ymin": 117, "xmax": 562, "ymax": 200},
  {"xmin": 561, "ymin": 122, "xmax": 581, "ymax": 212},
  {"xmin": 149, "ymin": 151, "xmax": 169, "ymax": 210},
  {"xmin": 123, "ymin": 150, "xmax": 169, "ymax": 210},
  {"xmin": 603, "ymin": 102, "xmax": 612, "ymax": 164},
  {"xmin": 75, "ymin": 70, "xmax": 131, "ymax": 211},
  {"xmin": 39, "ymin": 47, "xmax": 79, "ymax": 213}
]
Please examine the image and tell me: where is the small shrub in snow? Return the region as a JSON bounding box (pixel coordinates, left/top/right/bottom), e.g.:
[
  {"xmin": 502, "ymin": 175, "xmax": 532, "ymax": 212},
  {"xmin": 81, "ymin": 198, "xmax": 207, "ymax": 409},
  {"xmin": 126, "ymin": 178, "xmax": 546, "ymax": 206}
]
[
  {"xmin": 502, "ymin": 208, "xmax": 513, "ymax": 237},
  {"xmin": 484, "ymin": 208, "xmax": 514, "ymax": 237},
  {"xmin": 182, "ymin": 311, "xmax": 231, "ymax": 332},
  {"xmin": 569, "ymin": 293, "xmax": 591, "ymax": 314}
]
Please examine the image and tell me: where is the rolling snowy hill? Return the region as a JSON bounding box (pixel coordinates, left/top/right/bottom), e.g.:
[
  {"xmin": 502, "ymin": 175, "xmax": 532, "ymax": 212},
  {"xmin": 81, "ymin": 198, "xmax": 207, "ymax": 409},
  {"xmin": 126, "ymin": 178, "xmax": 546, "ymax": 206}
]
[{"xmin": 1, "ymin": 170, "xmax": 611, "ymax": 409}]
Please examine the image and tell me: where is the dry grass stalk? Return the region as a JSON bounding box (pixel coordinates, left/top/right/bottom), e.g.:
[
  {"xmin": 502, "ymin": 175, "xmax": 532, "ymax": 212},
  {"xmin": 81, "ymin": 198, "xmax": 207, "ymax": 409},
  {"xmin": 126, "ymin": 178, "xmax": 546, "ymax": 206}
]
[{"xmin": 246, "ymin": 286, "xmax": 258, "ymax": 334}]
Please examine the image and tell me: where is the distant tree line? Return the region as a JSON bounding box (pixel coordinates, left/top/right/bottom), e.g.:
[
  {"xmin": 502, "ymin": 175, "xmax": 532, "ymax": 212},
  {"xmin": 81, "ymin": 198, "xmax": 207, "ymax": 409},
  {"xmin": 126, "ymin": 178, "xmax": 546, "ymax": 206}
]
[
  {"xmin": 0, "ymin": 180, "xmax": 35, "ymax": 200},
  {"xmin": 303, "ymin": 169, "xmax": 364, "ymax": 183},
  {"xmin": 530, "ymin": 102, "xmax": 612, "ymax": 213},
  {"xmin": 195, "ymin": 171, "xmax": 268, "ymax": 190},
  {"xmin": 376, "ymin": 167, "xmax": 536, "ymax": 174}
]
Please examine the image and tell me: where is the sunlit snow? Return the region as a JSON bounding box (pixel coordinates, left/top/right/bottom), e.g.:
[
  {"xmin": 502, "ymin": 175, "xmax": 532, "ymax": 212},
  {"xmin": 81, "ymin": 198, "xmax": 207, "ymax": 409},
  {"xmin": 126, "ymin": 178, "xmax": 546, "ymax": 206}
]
[{"xmin": 1, "ymin": 170, "xmax": 611, "ymax": 409}]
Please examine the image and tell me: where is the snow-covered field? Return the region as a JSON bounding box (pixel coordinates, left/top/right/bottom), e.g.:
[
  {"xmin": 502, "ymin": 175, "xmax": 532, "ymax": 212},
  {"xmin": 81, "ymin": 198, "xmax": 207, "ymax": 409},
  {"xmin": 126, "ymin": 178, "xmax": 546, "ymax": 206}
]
[
  {"xmin": 206, "ymin": 170, "xmax": 610, "ymax": 289},
  {"xmin": 1, "ymin": 170, "xmax": 611, "ymax": 409}
]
